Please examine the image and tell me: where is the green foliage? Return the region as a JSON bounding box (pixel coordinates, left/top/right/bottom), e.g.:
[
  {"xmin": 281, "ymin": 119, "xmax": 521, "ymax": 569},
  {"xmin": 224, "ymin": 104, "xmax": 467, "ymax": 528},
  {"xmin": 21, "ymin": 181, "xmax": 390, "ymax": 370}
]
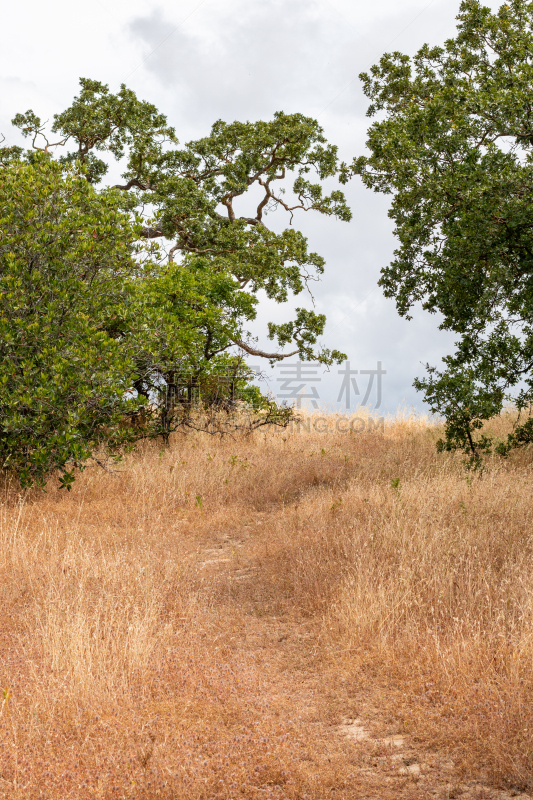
[
  {"xmin": 2, "ymin": 79, "xmax": 350, "ymax": 486},
  {"xmin": 12, "ymin": 79, "xmax": 349, "ymax": 366},
  {"xmin": 0, "ymin": 156, "xmax": 142, "ymax": 488},
  {"xmin": 350, "ymin": 0, "xmax": 533, "ymax": 463}
]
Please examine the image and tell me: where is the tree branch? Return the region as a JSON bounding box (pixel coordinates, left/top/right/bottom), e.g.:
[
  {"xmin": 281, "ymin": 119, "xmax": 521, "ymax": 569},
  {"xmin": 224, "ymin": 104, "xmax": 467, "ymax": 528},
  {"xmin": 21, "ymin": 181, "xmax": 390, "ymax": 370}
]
[
  {"xmin": 112, "ymin": 177, "xmax": 150, "ymax": 191},
  {"xmin": 238, "ymin": 216, "xmax": 266, "ymax": 227},
  {"xmin": 232, "ymin": 339, "xmax": 299, "ymax": 360},
  {"xmin": 168, "ymin": 244, "xmax": 180, "ymax": 263},
  {"xmin": 140, "ymin": 227, "xmax": 164, "ymax": 239}
]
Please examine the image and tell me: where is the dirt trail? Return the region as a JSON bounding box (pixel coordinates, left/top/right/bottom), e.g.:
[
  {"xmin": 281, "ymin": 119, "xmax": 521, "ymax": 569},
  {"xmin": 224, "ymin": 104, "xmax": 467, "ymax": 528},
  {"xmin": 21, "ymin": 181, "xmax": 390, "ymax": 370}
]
[{"xmin": 192, "ymin": 520, "xmax": 532, "ymax": 800}]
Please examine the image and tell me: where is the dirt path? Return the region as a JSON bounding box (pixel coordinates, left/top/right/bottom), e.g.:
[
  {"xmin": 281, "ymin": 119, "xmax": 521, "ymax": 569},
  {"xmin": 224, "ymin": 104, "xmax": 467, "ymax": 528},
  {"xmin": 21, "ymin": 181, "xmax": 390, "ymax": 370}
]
[{"xmin": 192, "ymin": 521, "xmax": 531, "ymax": 800}]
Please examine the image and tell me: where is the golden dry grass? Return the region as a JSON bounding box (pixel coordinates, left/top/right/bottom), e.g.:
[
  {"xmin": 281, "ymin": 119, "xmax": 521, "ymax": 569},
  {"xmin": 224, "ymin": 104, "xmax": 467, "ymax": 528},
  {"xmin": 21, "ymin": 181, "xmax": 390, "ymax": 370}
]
[{"xmin": 0, "ymin": 409, "xmax": 532, "ymax": 798}]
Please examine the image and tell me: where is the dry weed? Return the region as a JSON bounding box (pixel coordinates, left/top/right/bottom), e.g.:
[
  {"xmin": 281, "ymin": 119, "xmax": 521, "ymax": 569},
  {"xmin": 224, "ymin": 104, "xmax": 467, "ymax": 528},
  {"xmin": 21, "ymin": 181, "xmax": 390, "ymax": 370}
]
[{"xmin": 0, "ymin": 410, "xmax": 531, "ymax": 797}]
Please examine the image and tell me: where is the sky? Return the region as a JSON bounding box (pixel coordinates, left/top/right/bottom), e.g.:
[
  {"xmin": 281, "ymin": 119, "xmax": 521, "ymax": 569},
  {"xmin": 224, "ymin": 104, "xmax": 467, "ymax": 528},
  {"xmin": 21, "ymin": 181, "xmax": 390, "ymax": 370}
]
[{"xmin": 0, "ymin": 0, "xmax": 503, "ymax": 414}]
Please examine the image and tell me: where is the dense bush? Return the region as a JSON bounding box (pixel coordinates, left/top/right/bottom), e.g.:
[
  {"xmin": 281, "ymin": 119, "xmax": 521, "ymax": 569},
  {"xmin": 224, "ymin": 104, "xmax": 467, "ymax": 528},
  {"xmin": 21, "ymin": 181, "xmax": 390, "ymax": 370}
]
[{"xmin": 0, "ymin": 156, "xmax": 141, "ymax": 488}]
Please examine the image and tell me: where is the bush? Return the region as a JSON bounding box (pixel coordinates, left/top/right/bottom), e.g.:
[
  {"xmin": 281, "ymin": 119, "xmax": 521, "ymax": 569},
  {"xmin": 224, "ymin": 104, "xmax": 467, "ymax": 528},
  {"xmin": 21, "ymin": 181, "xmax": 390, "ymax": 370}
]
[{"xmin": 0, "ymin": 156, "xmax": 141, "ymax": 488}]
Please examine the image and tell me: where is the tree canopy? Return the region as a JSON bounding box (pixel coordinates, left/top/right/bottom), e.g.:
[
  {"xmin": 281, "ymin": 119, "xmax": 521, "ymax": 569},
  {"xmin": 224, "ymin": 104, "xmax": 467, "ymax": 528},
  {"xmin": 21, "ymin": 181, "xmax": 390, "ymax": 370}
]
[
  {"xmin": 1, "ymin": 81, "xmax": 350, "ymax": 486},
  {"xmin": 350, "ymin": 0, "xmax": 533, "ymax": 465},
  {"xmin": 11, "ymin": 79, "xmax": 350, "ymax": 371}
]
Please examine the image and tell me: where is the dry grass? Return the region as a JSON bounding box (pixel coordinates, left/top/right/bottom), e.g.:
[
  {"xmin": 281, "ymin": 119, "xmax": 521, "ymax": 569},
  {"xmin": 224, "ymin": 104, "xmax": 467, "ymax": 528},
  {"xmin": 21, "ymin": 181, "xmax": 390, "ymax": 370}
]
[{"xmin": 0, "ymin": 409, "xmax": 532, "ymax": 798}]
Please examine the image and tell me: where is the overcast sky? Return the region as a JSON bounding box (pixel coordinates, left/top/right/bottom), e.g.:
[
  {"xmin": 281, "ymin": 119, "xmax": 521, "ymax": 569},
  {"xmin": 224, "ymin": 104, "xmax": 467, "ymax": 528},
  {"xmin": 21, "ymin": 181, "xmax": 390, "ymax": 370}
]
[{"xmin": 1, "ymin": 0, "xmax": 503, "ymax": 414}]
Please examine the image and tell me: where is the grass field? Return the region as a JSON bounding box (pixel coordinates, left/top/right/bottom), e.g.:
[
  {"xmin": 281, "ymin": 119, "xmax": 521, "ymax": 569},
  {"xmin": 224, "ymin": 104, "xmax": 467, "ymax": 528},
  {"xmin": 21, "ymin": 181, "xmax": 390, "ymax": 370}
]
[{"xmin": 1, "ymin": 410, "xmax": 532, "ymax": 799}]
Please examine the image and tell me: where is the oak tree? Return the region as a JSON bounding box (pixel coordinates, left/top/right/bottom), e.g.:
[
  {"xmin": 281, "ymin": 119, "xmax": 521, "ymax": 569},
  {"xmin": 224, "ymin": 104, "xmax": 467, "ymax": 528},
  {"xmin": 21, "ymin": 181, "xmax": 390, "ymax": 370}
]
[
  {"xmin": 1, "ymin": 81, "xmax": 350, "ymax": 485},
  {"xmin": 351, "ymin": 0, "xmax": 533, "ymax": 464},
  {"xmin": 13, "ymin": 80, "xmax": 350, "ymax": 377}
]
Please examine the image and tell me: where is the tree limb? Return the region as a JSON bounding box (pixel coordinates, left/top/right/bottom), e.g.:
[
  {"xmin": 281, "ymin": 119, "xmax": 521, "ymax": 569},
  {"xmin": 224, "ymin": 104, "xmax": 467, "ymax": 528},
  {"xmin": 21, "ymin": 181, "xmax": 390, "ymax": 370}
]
[
  {"xmin": 112, "ymin": 177, "xmax": 150, "ymax": 191},
  {"xmin": 232, "ymin": 339, "xmax": 299, "ymax": 360},
  {"xmin": 140, "ymin": 226, "xmax": 164, "ymax": 238}
]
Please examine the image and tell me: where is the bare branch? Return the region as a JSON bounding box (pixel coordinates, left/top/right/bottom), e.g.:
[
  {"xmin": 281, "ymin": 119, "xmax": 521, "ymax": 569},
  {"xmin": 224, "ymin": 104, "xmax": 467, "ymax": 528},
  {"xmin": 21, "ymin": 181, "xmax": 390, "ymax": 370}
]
[
  {"xmin": 92, "ymin": 457, "xmax": 119, "ymax": 476},
  {"xmin": 238, "ymin": 216, "xmax": 266, "ymax": 227},
  {"xmin": 232, "ymin": 339, "xmax": 299, "ymax": 360},
  {"xmin": 112, "ymin": 178, "xmax": 150, "ymax": 191},
  {"xmin": 168, "ymin": 244, "xmax": 180, "ymax": 263},
  {"xmin": 30, "ymin": 123, "xmax": 69, "ymax": 153},
  {"xmin": 140, "ymin": 227, "xmax": 164, "ymax": 239},
  {"xmin": 256, "ymin": 177, "xmax": 309, "ymax": 224},
  {"xmin": 256, "ymin": 168, "xmax": 286, "ymax": 222}
]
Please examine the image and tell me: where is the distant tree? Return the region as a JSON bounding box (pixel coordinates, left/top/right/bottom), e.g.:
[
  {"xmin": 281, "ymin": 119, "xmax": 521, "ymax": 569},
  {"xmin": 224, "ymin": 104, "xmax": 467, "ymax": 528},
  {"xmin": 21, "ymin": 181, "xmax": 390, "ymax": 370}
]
[{"xmin": 349, "ymin": 0, "xmax": 533, "ymax": 465}]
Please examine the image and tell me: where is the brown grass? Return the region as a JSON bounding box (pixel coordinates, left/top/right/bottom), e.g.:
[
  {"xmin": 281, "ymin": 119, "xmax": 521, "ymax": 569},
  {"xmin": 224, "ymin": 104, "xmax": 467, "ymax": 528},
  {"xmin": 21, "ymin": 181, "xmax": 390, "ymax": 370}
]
[{"xmin": 1, "ymin": 409, "xmax": 532, "ymax": 798}]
